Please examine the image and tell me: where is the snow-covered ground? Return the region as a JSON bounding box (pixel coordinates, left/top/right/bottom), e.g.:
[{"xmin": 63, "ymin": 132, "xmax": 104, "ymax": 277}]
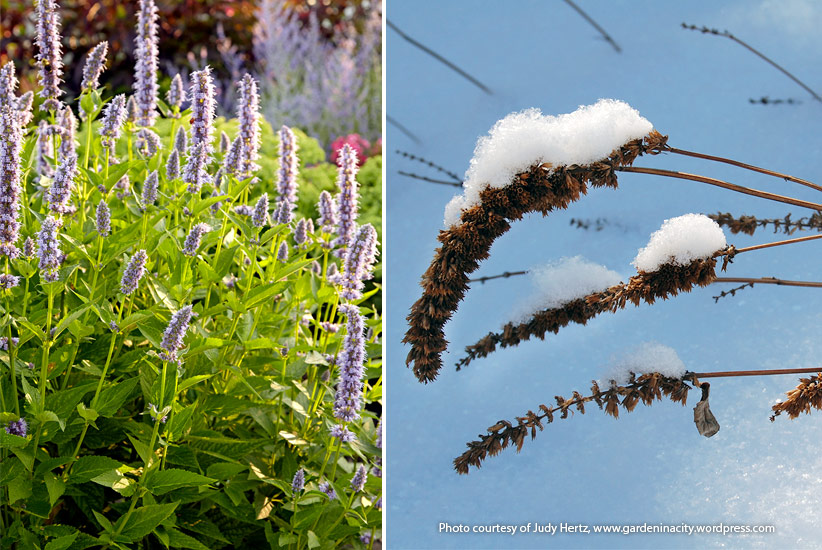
[{"xmin": 387, "ymin": 1, "xmax": 822, "ymax": 548}]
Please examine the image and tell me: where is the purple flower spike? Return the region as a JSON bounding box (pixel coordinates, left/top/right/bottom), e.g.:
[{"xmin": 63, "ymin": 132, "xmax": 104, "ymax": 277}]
[
  {"xmin": 135, "ymin": 128, "xmax": 161, "ymax": 158},
  {"xmin": 222, "ymin": 136, "xmax": 241, "ymax": 177},
  {"xmin": 332, "ymin": 304, "xmax": 366, "ymax": 423},
  {"xmin": 164, "ymin": 148, "xmax": 180, "ymax": 181},
  {"xmin": 100, "ymin": 94, "xmax": 127, "ymax": 151},
  {"xmin": 376, "ymin": 419, "xmax": 382, "ymax": 449},
  {"xmin": 96, "ymin": 199, "xmax": 110, "ymax": 236},
  {"xmin": 339, "ymin": 224, "xmax": 378, "ymax": 301},
  {"xmin": 134, "ymin": 0, "xmax": 159, "ymax": 126},
  {"xmin": 330, "ymin": 424, "xmax": 356, "ymax": 443},
  {"xmin": 57, "ymin": 106, "xmax": 77, "ymax": 160},
  {"xmin": 15, "ymin": 92, "xmax": 34, "ymax": 127},
  {"xmin": 81, "ymin": 41, "xmax": 108, "ymax": 91},
  {"xmin": 166, "ymin": 74, "xmax": 186, "ymax": 115},
  {"xmin": 375, "ymin": 497, "xmax": 382, "ymax": 510},
  {"xmin": 159, "ymin": 304, "xmax": 195, "ymax": 362},
  {"xmin": 5, "ymin": 418, "xmax": 27, "ymax": 437},
  {"xmin": 182, "ymin": 223, "xmax": 210, "ymax": 256},
  {"xmin": 23, "ymin": 237, "xmax": 35, "ymax": 258},
  {"xmin": 0, "ymin": 105, "xmax": 23, "ymax": 259},
  {"xmin": 351, "ymin": 465, "xmax": 367, "ymax": 493},
  {"xmin": 277, "ymin": 241, "xmax": 289, "ymax": 262},
  {"xmin": 251, "ymin": 193, "xmax": 268, "ymax": 228},
  {"xmin": 174, "ymin": 125, "xmax": 187, "ymax": 154},
  {"xmin": 233, "ymin": 204, "xmax": 253, "ymax": 217},
  {"xmin": 291, "ymin": 468, "xmax": 305, "ymax": 494},
  {"xmin": 188, "ymin": 67, "xmax": 216, "ymax": 150},
  {"xmin": 37, "ymin": 215, "xmax": 61, "ymax": 282},
  {"xmin": 121, "ymin": 249, "xmax": 148, "ymax": 295},
  {"xmin": 219, "ymin": 131, "xmax": 230, "ymax": 153},
  {"xmin": 0, "ymin": 63, "xmax": 17, "ymax": 110},
  {"xmin": 237, "ymin": 74, "xmax": 261, "ymax": 179},
  {"xmin": 275, "ymin": 126, "xmax": 299, "ymax": 211},
  {"xmin": 333, "ymin": 144, "xmax": 359, "ymax": 253},
  {"xmin": 35, "ymin": 0, "xmax": 64, "ymax": 111},
  {"xmin": 294, "ymin": 218, "xmax": 308, "ymax": 246},
  {"xmin": 183, "ymin": 141, "xmax": 212, "ymax": 193},
  {"xmin": 126, "ymin": 96, "xmax": 139, "ymax": 125},
  {"xmin": 47, "ymin": 150, "xmax": 76, "ymax": 215},
  {"xmin": 318, "ymin": 481, "xmax": 337, "ymax": 500},
  {"xmin": 275, "ymin": 197, "xmax": 293, "ymax": 224},
  {"xmin": 142, "ymin": 170, "xmax": 159, "ymax": 208},
  {"xmin": 0, "ymin": 274, "xmax": 20, "ymax": 290}
]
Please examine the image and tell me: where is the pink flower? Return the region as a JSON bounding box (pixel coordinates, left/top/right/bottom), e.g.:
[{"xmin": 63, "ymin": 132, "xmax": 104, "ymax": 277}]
[{"xmin": 330, "ymin": 134, "xmax": 370, "ymax": 166}]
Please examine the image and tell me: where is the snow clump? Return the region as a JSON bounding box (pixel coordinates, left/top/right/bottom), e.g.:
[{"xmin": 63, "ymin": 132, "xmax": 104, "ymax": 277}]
[
  {"xmin": 599, "ymin": 342, "xmax": 687, "ymax": 386},
  {"xmin": 633, "ymin": 213, "xmax": 726, "ymax": 273}
]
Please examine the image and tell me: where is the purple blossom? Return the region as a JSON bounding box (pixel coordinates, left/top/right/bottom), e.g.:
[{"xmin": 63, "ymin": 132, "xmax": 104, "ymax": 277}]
[
  {"xmin": 219, "ymin": 131, "xmax": 230, "ymax": 153},
  {"xmin": 182, "ymin": 223, "xmax": 210, "ymax": 256},
  {"xmin": 251, "ymin": 193, "xmax": 268, "ymax": 228},
  {"xmin": 333, "ymin": 144, "xmax": 359, "ymax": 252},
  {"xmin": 121, "ymin": 249, "xmax": 148, "ymax": 295},
  {"xmin": 326, "ymin": 263, "xmax": 339, "ymax": 281},
  {"xmin": 318, "ymin": 481, "xmax": 337, "ymax": 500},
  {"xmin": 330, "ymin": 424, "xmax": 356, "ymax": 443},
  {"xmin": 134, "ymin": 0, "xmax": 159, "ymax": 126},
  {"xmin": 339, "ymin": 224, "xmax": 378, "ymax": 301},
  {"xmin": 291, "ymin": 468, "xmax": 305, "ymax": 494},
  {"xmin": 374, "ymin": 496, "xmax": 382, "ymax": 510},
  {"xmin": 0, "ymin": 63, "xmax": 17, "ymax": 113},
  {"xmin": 188, "ymin": 67, "xmax": 216, "ymax": 150},
  {"xmin": 375, "ymin": 418, "xmax": 382, "ymax": 449},
  {"xmin": 222, "ymin": 136, "xmax": 241, "ymax": 177},
  {"xmin": 166, "ymin": 74, "xmax": 186, "ymax": 115},
  {"xmin": 47, "ymin": 150, "xmax": 76, "ymax": 215},
  {"xmin": 159, "ymin": 304, "xmax": 195, "ymax": 362},
  {"xmin": 0, "ymin": 336, "xmax": 19, "ymax": 349},
  {"xmin": 35, "ymin": 0, "xmax": 64, "ymax": 111},
  {"xmin": 81, "ymin": 41, "xmax": 108, "ymax": 91},
  {"xmin": 332, "ymin": 303, "xmax": 366, "ymax": 423},
  {"xmin": 182, "ymin": 142, "xmax": 211, "ymax": 193},
  {"xmin": 351, "ymin": 465, "xmax": 367, "ymax": 493},
  {"xmin": 174, "ymin": 125, "xmax": 187, "ymax": 154},
  {"xmin": 275, "ymin": 125, "xmax": 299, "ymax": 210},
  {"xmin": 23, "ymin": 237, "xmax": 35, "ymax": 258},
  {"xmin": 36, "ymin": 121, "xmax": 55, "ymax": 178},
  {"xmin": 15, "ymin": 92, "xmax": 34, "ymax": 127},
  {"xmin": 0, "ymin": 275, "xmax": 19, "ymax": 290},
  {"xmin": 57, "ymin": 106, "xmax": 76, "ymax": 159},
  {"xmin": 96, "ymin": 199, "xmax": 110, "ymax": 236},
  {"xmin": 372, "ymin": 457, "xmax": 382, "ymax": 478},
  {"xmin": 126, "ymin": 96, "xmax": 139, "ymax": 125},
  {"xmin": 233, "ymin": 204, "xmax": 253, "ymax": 216},
  {"xmin": 320, "ymin": 322, "xmax": 339, "ymax": 333},
  {"xmin": 135, "ymin": 128, "xmax": 161, "ymax": 158},
  {"xmin": 142, "ymin": 170, "xmax": 158, "ymax": 208},
  {"xmin": 109, "ymin": 320, "xmax": 119, "ymax": 332},
  {"xmin": 310, "ymin": 260, "xmax": 321, "ymax": 275},
  {"xmin": 277, "ymin": 241, "xmax": 288, "ymax": 262},
  {"xmin": 5, "ymin": 418, "xmax": 26, "ymax": 437},
  {"xmin": 0, "ymin": 105, "xmax": 23, "ymax": 259},
  {"xmin": 294, "ymin": 218, "xmax": 308, "ymax": 245},
  {"xmin": 237, "ymin": 74, "xmax": 261, "ymax": 179},
  {"xmin": 147, "ymin": 403, "xmax": 167, "ymax": 423},
  {"xmin": 100, "ymin": 95, "xmax": 127, "ymax": 151},
  {"xmin": 360, "ymin": 534, "xmax": 371, "ymax": 545},
  {"xmin": 37, "ymin": 215, "xmax": 61, "ymax": 282},
  {"xmin": 115, "ymin": 175, "xmax": 130, "ymax": 200},
  {"xmin": 274, "ymin": 197, "xmax": 293, "ymax": 224},
  {"xmin": 166, "ymin": 149, "xmax": 180, "ymax": 180}
]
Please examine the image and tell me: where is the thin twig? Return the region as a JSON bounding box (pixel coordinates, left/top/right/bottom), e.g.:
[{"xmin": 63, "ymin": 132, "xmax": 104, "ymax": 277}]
[
  {"xmin": 691, "ymin": 367, "xmax": 822, "ymax": 379},
  {"xmin": 682, "ymin": 23, "xmax": 822, "ymax": 102},
  {"xmin": 387, "ymin": 19, "xmax": 492, "ymax": 94},
  {"xmin": 749, "ymin": 97, "xmax": 801, "ymax": 105},
  {"xmin": 387, "ymin": 115, "xmax": 421, "ymax": 144},
  {"xmin": 731, "ymin": 233, "xmax": 822, "ymax": 254},
  {"xmin": 467, "ymin": 270, "xmax": 528, "ymax": 284},
  {"xmin": 712, "ymin": 282, "xmax": 753, "ymax": 303},
  {"xmin": 563, "ymin": 0, "xmax": 622, "ymax": 53},
  {"xmin": 714, "ymin": 276, "xmax": 822, "ymax": 288},
  {"xmin": 616, "ymin": 166, "xmax": 822, "ymax": 211},
  {"xmin": 395, "ymin": 150, "xmax": 463, "ymax": 183},
  {"xmin": 397, "ymin": 171, "xmax": 462, "ymax": 187},
  {"xmin": 663, "ymin": 145, "xmax": 822, "ymax": 193}
]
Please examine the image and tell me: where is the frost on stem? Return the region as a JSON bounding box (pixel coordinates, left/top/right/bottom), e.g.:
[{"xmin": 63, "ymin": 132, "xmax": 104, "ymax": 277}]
[
  {"xmin": 183, "ymin": 223, "xmax": 210, "ymax": 256},
  {"xmin": 339, "ymin": 224, "xmax": 378, "ymax": 301},
  {"xmin": 95, "ymin": 199, "xmax": 110, "ymax": 236},
  {"xmin": 134, "ymin": 0, "xmax": 159, "ymax": 126},
  {"xmin": 37, "ymin": 215, "xmax": 61, "ymax": 282},
  {"xmin": 120, "ymin": 249, "xmax": 148, "ymax": 295},
  {"xmin": 100, "ymin": 94, "xmax": 127, "ymax": 151},
  {"xmin": 35, "ymin": 0, "xmax": 64, "ymax": 111},
  {"xmin": 81, "ymin": 41, "xmax": 108, "ymax": 92},
  {"xmin": 333, "ymin": 144, "xmax": 359, "ymax": 253},
  {"xmin": 159, "ymin": 304, "xmax": 195, "ymax": 362},
  {"xmin": 275, "ymin": 125, "xmax": 299, "ymax": 216},
  {"xmin": 0, "ymin": 105, "xmax": 23, "ymax": 259},
  {"xmin": 404, "ymin": 101, "xmax": 665, "ymax": 383}
]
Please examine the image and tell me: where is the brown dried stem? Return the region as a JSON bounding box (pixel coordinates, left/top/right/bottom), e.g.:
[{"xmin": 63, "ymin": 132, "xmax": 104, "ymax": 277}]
[
  {"xmin": 403, "ymin": 132, "xmax": 669, "ymax": 383},
  {"xmin": 397, "ymin": 170, "xmax": 462, "ymax": 188},
  {"xmin": 562, "ymin": 0, "xmax": 622, "ymax": 53},
  {"xmin": 714, "ymin": 276, "xmax": 822, "ymax": 289},
  {"xmin": 693, "ymin": 367, "xmax": 822, "ymax": 379},
  {"xmin": 468, "ymin": 270, "xmax": 528, "ymax": 284},
  {"xmin": 710, "ymin": 212, "xmax": 822, "ymax": 236},
  {"xmin": 454, "ymin": 372, "xmax": 694, "ymax": 474},
  {"xmin": 457, "ymin": 258, "xmax": 717, "ymax": 370},
  {"xmin": 616, "ymin": 166, "xmax": 822, "ymax": 211}
]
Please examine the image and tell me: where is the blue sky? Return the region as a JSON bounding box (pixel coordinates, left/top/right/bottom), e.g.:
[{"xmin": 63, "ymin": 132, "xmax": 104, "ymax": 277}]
[{"xmin": 386, "ymin": 1, "xmax": 822, "ymax": 548}]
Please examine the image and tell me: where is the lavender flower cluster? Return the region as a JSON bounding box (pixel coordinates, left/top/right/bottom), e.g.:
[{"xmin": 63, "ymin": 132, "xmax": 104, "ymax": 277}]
[{"xmin": 134, "ymin": 0, "xmax": 159, "ymax": 126}]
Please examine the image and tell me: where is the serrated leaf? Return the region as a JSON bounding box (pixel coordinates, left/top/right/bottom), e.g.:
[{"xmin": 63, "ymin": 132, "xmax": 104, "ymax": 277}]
[
  {"xmin": 91, "ymin": 469, "xmax": 135, "ymax": 496},
  {"xmin": 44, "ymin": 472, "xmax": 65, "ymax": 506},
  {"xmin": 144, "ymin": 468, "xmax": 215, "ymax": 495},
  {"xmin": 113, "ymin": 502, "xmax": 178, "ymax": 542},
  {"xmin": 307, "ymin": 530, "xmax": 321, "ymax": 549},
  {"xmin": 0, "ymin": 457, "xmax": 24, "ymax": 486},
  {"xmin": 245, "ymin": 282, "xmax": 287, "ymax": 309},
  {"xmin": 69, "ymin": 455, "xmax": 123, "ymax": 484},
  {"xmin": 44, "ymin": 531, "xmax": 78, "ymax": 550},
  {"xmin": 76, "ymin": 402, "xmax": 99, "ymax": 423},
  {"xmin": 0, "ymin": 430, "xmax": 28, "ymax": 449},
  {"xmin": 166, "ymin": 528, "xmax": 212, "ymax": 550},
  {"xmin": 7, "ymin": 477, "xmax": 32, "ymax": 503},
  {"xmin": 21, "ymin": 376, "xmax": 42, "ymax": 413},
  {"xmin": 95, "ymin": 377, "xmax": 139, "ymax": 417},
  {"xmin": 36, "ymin": 410, "xmax": 65, "ymax": 431}
]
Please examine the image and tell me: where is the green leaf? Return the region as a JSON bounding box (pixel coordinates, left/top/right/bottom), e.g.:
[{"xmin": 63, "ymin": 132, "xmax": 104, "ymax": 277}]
[
  {"xmin": 17, "ymin": 316, "xmax": 46, "ymax": 343},
  {"xmin": 166, "ymin": 528, "xmax": 212, "ymax": 550},
  {"xmin": 35, "ymin": 456, "xmax": 74, "ymax": 477},
  {"xmin": 127, "ymin": 435, "xmax": 153, "ymax": 467},
  {"xmin": 205, "ymin": 462, "xmax": 247, "ymax": 480},
  {"xmin": 76, "ymin": 402, "xmax": 99, "ymax": 423},
  {"xmin": 245, "ymin": 282, "xmax": 287, "ymax": 310},
  {"xmin": 21, "ymin": 376, "xmax": 42, "ymax": 413},
  {"xmin": 91, "ymin": 469, "xmax": 135, "ymax": 496},
  {"xmin": 177, "ymin": 374, "xmax": 214, "ymax": 393},
  {"xmin": 113, "ymin": 502, "xmax": 179, "ymax": 543},
  {"xmin": 144, "ymin": 468, "xmax": 215, "ymax": 495},
  {"xmin": 52, "ymin": 304, "xmax": 92, "ymax": 340},
  {"xmin": 0, "ymin": 457, "xmax": 24, "ymax": 487},
  {"xmin": 213, "ymin": 245, "xmax": 238, "ymax": 278},
  {"xmin": 0, "ymin": 430, "xmax": 28, "ymax": 449},
  {"xmin": 307, "ymin": 530, "xmax": 321, "ymax": 549},
  {"xmin": 69, "ymin": 455, "xmax": 124, "ymax": 484},
  {"xmin": 44, "ymin": 472, "xmax": 66, "ymax": 506},
  {"xmin": 44, "ymin": 531, "xmax": 79, "ymax": 550},
  {"xmin": 167, "ymin": 403, "xmax": 196, "ymax": 440},
  {"xmin": 95, "ymin": 376, "xmax": 140, "ymax": 417},
  {"xmin": 7, "ymin": 477, "xmax": 32, "ymax": 503},
  {"xmin": 36, "ymin": 409, "xmax": 66, "ymax": 431}
]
